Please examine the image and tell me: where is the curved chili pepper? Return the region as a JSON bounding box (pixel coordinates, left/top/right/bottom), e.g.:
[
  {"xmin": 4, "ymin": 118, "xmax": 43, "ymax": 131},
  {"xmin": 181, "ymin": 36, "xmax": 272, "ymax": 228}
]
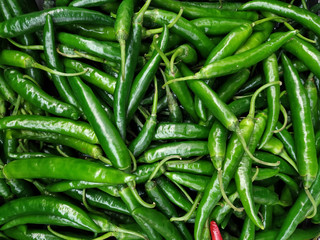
[
  {"xmin": 166, "ymin": 159, "xmax": 214, "ymax": 176},
  {"xmin": 210, "ymin": 221, "xmax": 222, "ymax": 240},
  {"xmin": 0, "ymin": 196, "xmax": 100, "ymax": 232},
  {"xmin": 164, "ymin": 172, "xmax": 210, "ymax": 192},
  {"xmin": 4, "ymin": 68, "xmax": 80, "ymax": 120},
  {"xmin": 154, "ymin": 123, "xmax": 209, "ymax": 140}
]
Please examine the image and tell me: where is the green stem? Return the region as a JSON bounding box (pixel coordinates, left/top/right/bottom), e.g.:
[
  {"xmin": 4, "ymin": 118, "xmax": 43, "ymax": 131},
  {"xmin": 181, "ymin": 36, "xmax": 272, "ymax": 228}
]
[
  {"xmin": 7, "ymin": 38, "xmax": 44, "ymax": 50},
  {"xmin": 33, "ymin": 62, "xmax": 88, "ymax": 76},
  {"xmin": 170, "ymin": 191, "xmax": 203, "ymax": 222},
  {"xmin": 148, "ymin": 155, "xmax": 182, "ymax": 182},
  {"xmin": 128, "ymin": 181, "xmax": 156, "ymax": 208},
  {"xmin": 47, "ymin": 225, "xmax": 80, "ymax": 240},
  {"xmin": 252, "ymin": 16, "xmax": 286, "ymax": 27},
  {"xmin": 305, "ymin": 188, "xmax": 317, "ymax": 218},
  {"xmin": 284, "ymin": 22, "xmax": 315, "ymax": 43},
  {"xmin": 273, "ymin": 105, "xmax": 288, "ymax": 133},
  {"xmin": 218, "ymin": 169, "xmax": 244, "ymax": 212},
  {"xmin": 172, "ymin": 181, "xmax": 194, "ymax": 204}
]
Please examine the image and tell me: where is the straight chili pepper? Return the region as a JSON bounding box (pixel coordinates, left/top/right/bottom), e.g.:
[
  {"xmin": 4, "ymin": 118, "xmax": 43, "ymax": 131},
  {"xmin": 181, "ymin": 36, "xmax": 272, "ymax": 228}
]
[
  {"xmin": 0, "ymin": 115, "xmax": 98, "ymax": 144},
  {"xmin": 67, "ymin": 71, "xmax": 131, "ymax": 171},
  {"xmin": 114, "ymin": 0, "xmax": 152, "ymax": 139},
  {"xmin": 0, "ymin": 6, "xmax": 114, "ymax": 38},
  {"xmin": 259, "ymin": 53, "xmax": 281, "ymax": 148},
  {"xmin": 43, "ymin": 14, "xmax": 80, "ymax": 110},
  {"xmin": 150, "ymin": 0, "xmax": 258, "ymax": 21},
  {"xmin": 282, "ymin": 53, "xmax": 318, "ymax": 189},
  {"xmin": 239, "ymin": 0, "xmax": 320, "ymax": 37},
  {"xmin": 127, "ymin": 26, "xmax": 169, "ymax": 122},
  {"xmin": 172, "ymin": 30, "xmax": 297, "ymax": 82}
]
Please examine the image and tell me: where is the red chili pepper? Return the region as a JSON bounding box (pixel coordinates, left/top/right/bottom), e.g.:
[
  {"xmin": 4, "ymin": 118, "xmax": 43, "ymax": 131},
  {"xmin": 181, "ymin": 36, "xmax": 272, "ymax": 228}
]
[{"xmin": 210, "ymin": 221, "xmax": 223, "ymax": 240}]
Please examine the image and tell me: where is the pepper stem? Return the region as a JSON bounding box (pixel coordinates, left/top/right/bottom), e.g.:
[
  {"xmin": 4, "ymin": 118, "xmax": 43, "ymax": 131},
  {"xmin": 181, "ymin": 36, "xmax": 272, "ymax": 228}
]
[
  {"xmin": 218, "ymin": 169, "xmax": 244, "ymax": 212},
  {"xmin": 115, "ymin": 227, "xmax": 148, "ymax": 240},
  {"xmin": 248, "ymin": 81, "xmax": 282, "ymax": 118},
  {"xmin": 128, "ymin": 150, "xmax": 137, "ymax": 172},
  {"xmin": 284, "ymin": 22, "xmax": 315, "ymax": 43},
  {"xmin": 251, "ymin": 166, "xmax": 260, "ymax": 182},
  {"xmin": 170, "ymin": 191, "xmax": 203, "ymax": 222},
  {"xmin": 47, "ymin": 225, "xmax": 80, "ymax": 240},
  {"xmin": 172, "ymin": 181, "xmax": 194, "ymax": 204},
  {"xmin": 33, "ymin": 62, "xmax": 88, "ymax": 76},
  {"xmin": 162, "ymin": 75, "xmax": 197, "ymax": 88},
  {"xmin": 153, "ymin": 40, "xmax": 170, "ymax": 68},
  {"xmin": 92, "ymin": 232, "xmax": 116, "ymax": 240},
  {"xmin": 148, "ymin": 155, "xmax": 181, "ymax": 182},
  {"xmin": 127, "ymin": 181, "xmax": 156, "ymax": 208},
  {"xmin": 273, "ymin": 105, "xmax": 288, "ymax": 133},
  {"xmin": 252, "ymin": 16, "xmax": 286, "ymax": 27},
  {"xmin": 305, "ymin": 188, "xmax": 317, "ymax": 219},
  {"xmin": 7, "ymin": 38, "xmax": 44, "ymax": 50}
]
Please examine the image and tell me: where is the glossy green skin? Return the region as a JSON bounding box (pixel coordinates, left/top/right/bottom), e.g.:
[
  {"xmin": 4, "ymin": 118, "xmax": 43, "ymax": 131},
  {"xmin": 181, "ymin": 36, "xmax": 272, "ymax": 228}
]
[
  {"xmin": 315, "ymin": 130, "xmax": 320, "ymax": 154},
  {"xmin": 0, "ymin": 179, "xmax": 12, "ymax": 200},
  {"xmin": 0, "ymin": 215, "xmax": 85, "ymax": 231},
  {"xmin": 277, "ymin": 173, "xmax": 299, "ymax": 196},
  {"xmin": 210, "ymin": 192, "xmax": 238, "ymax": 225},
  {"xmin": 192, "ymin": 18, "xmax": 252, "ymax": 36},
  {"xmin": 0, "ymin": 49, "xmax": 40, "ymax": 69},
  {"xmin": 145, "ymin": 181, "xmax": 193, "ymax": 240},
  {"xmin": 235, "ymin": 111, "xmax": 267, "ymax": 230},
  {"xmin": 239, "ymin": 215, "xmax": 255, "ymax": 240},
  {"xmin": 4, "ymin": 226, "xmax": 62, "ymax": 240},
  {"xmin": 173, "ymin": 44, "xmax": 198, "ymax": 65},
  {"xmin": 239, "ymin": 0, "xmax": 320, "ymax": 37},
  {"xmin": 66, "ymin": 188, "xmax": 130, "ymax": 215},
  {"xmin": 208, "ymin": 121, "xmax": 227, "ymax": 170},
  {"xmin": 261, "ymin": 205, "xmax": 273, "ymax": 230},
  {"xmin": 283, "ymin": 36, "xmax": 320, "ymax": 80},
  {"xmin": 115, "ymin": 0, "xmax": 134, "ymax": 41},
  {"xmin": 58, "ymin": 32, "xmax": 120, "ymax": 63},
  {"xmin": 3, "ymin": 157, "xmax": 135, "ymax": 184},
  {"xmin": 275, "ymin": 122, "xmax": 297, "ymax": 162},
  {"xmin": 166, "ymin": 159, "xmax": 214, "ymax": 176},
  {"xmin": 259, "ymin": 54, "xmax": 280, "ymax": 148},
  {"xmin": 133, "ymin": 162, "xmax": 166, "ymax": 184},
  {"xmin": 64, "ymin": 58, "xmax": 116, "ymax": 94},
  {"xmin": 254, "ymin": 151, "xmax": 297, "ymax": 176},
  {"xmin": 153, "ymin": 123, "xmax": 209, "ymax": 140},
  {"xmin": 119, "ymin": 186, "xmax": 163, "ymax": 240},
  {"xmin": 4, "ymin": 0, "xmax": 43, "ymax": 86},
  {"xmin": 252, "ymin": 186, "xmax": 281, "ymax": 206},
  {"xmin": 304, "ymin": 76, "xmax": 318, "ymax": 129},
  {"xmin": 166, "ymin": 80, "xmax": 183, "ymax": 123},
  {"xmin": 46, "ymin": 180, "xmax": 108, "ymax": 192},
  {"xmin": 150, "ymin": 0, "xmax": 258, "ymax": 20},
  {"xmin": 132, "ymin": 206, "xmax": 184, "ymax": 240},
  {"xmin": 156, "ymin": 176, "xmax": 192, "ymax": 212},
  {"xmin": 217, "ymin": 69, "xmax": 251, "ymax": 103},
  {"xmin": 43, "ymin": 14, "xmax": 80, "ymax": 109},
  {"xmin": 0, "ymin": 70, "xmax": 16, "ymax": 104},
  {"xmin": 114, "ymin": 14, "xmax": 145, "ymax": 140},
  {"xmin": 129, "ymin": 115, "xmax": 157, "ymax": 157},
  {"xmin": 164, "ymin": 172, "xmax": 210, "ymax": 191},
  {"xmin": 0, "ymin": 196, "xmax": 100, "ymax": 232},
  {"xmin": 252, "ymin": 168, "xmax": 279, "ymax": 181},
  {"xmin": 205, "ymin": 24, "xmax": 252, "ymax": 66},
  {"xmin": 282, "ymin": 53, "xmax": 318, "ymax": 188},
  {"xmin": 68, "ymin": 74, "xmax": 131, "ymax": 170},
  {"xmin": 138, "ymin": 141, "xmax": 209, "ymax": 163},
  {"xmin": 257, "ymin": 226, "xmax": 320, "ymax": 240},
  {"xmin": 144, "ymin": 9, "xmax": 214, "ymax": 58},
  {"xmin": 195, "ymin": 31, "xmax": 297, "ymax": 79},
  {"xmin": 127, "ymin": 27, "xmax": 169, "ymax": 121},
  {"xmin": 0, "ymin": 115, "xmax": 98, "ymax": 144},
  {"xmin": 63, "ymin": 24, "xmax": 116, "ymax": 41},
  {"xmin": 0, "ymin": 6, "xmax": 114, "ymax": 38},
  {"xmin": 235, "ymin": 21, "xmax": 273, "ymax": 54},
  {"xmin": 194, "ymin": 95, "xmax": 207, "ymax": 121},
  {"xmin": 194, "ymin": 117, "xmax": 254, "ymax": 240},
  {"xmin": 69, "ymin": 0, "xmax": 117, "ymax": 7},
  {"xmin": 236, "ymin": 74, "xmax": 264, "ymax": 95},
  {"xmin": 6, "ymin": 179, "xmax": 35, "ymax": 198},
  {"xmin": 5, "ymin": 68, "xmax": 80, "ymax": 120}
]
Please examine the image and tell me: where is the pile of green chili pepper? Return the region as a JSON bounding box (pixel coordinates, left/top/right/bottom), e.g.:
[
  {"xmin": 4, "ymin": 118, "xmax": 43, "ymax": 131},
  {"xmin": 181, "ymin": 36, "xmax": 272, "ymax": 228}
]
[{"xmin": 0, "ymin": 0, "xmax": 320, "ymax": 239}]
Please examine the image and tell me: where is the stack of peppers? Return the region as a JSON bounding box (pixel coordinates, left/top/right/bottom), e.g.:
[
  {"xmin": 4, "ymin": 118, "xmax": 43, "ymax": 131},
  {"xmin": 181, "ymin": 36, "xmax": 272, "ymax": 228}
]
[{"xmin": 0, "ymin": 0, "xmax": 319, "ymax": 239}]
